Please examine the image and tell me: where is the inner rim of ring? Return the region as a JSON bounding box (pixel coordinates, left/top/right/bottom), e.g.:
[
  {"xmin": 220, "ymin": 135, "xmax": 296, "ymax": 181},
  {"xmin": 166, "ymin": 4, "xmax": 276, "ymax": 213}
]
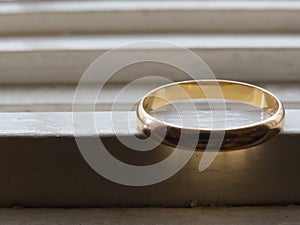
[{"xmin": 142, "ymin": 80, "xmax": 280, "ymax": 118}]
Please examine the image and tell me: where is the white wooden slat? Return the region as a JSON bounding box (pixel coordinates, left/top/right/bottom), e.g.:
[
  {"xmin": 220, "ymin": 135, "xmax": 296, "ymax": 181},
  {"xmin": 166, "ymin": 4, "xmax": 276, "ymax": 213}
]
[
  {"xmin": 0, "ymin": 1, "xmax": 300, "ymax": 34},
  {"xmin": 0, "ymin": 83, "xmax": 298, "ymax": 111},
  {"xmin": 0, "ymin": 109, "xmax": 298, "ymax": 137},
  {"xmin": 0, "ymin": 34, "xmax": 300, "ymax": 83},
  {"xmin": 0, "ymin": 110, "xmax": 298, "ymax": 207}
]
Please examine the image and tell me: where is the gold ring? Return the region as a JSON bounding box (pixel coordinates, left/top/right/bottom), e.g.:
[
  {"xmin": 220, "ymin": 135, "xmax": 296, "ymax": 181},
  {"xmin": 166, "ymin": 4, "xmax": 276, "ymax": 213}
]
[{"xmin": 136, "ymin": 80, "xmax": 285, "ymax": 150}]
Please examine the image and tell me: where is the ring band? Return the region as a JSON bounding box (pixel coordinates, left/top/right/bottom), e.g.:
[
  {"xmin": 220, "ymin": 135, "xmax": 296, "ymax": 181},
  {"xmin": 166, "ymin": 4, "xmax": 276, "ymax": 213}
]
[{"xmin": 136, "ymin": 80, "xmax": 285, "ymax": 150}]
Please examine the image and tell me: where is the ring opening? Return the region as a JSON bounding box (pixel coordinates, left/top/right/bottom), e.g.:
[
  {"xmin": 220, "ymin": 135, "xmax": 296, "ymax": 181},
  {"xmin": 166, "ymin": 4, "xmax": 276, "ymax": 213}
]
[{"xmin": 143, "ymin": 80, "xmax": 279, "ymax": 116}]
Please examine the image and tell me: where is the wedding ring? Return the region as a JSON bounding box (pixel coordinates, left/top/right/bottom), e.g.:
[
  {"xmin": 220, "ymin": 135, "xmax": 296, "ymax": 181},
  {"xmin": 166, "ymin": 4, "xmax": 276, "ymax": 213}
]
[{"xmin": 136, "ymin": 80, "xmax": 285, "ymax": 150}]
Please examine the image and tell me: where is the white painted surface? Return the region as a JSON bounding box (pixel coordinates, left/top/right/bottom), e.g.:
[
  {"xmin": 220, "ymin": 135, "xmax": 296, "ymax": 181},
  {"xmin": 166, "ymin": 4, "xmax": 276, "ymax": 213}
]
[
  {"xmin": 2, "ymin": 34, "xmax": 300, "ymax": 52},
  {"xmin": 2, "ymin": 1, "xmax": 300, "ymax": 13},
  {"xmin": 0, "ymin": 109, "xmax": 297, "ymax": 137},
  {"xmin": 0, "ymin": 83, "xmax": 297, "ymax": 111},
  {"xmin": 1, "ymin": 34, "xmax": 300, "ymax": 83},
  {"xmin": 1, "ymin": 1, "xmax": 300, "ymax": 34}
]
